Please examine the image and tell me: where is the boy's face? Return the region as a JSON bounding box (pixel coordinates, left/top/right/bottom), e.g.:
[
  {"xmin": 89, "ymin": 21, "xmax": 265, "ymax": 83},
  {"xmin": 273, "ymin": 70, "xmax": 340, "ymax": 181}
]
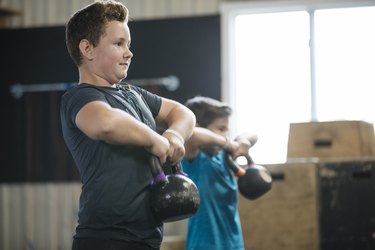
[
  {"xmin": 91, "ymin": 20, "xmax": 133, "ymax": 84},
  {"xmin": 206, "ymin": 116, "xmax": 229, "ymax": 137},
  {"xmin": 202, "ymin": 116, "xmax": 230, "ymax": 155}
]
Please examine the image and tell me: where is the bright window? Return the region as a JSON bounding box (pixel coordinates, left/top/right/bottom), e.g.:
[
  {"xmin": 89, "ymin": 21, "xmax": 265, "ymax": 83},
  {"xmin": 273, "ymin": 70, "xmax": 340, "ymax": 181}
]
[
  {"xmin": 315, "ymin": 7, "xmax": 375, "ymax": 122},
  {"xmin": 221, "ymin": 2, "xmax": 375, "ymax": 164}
]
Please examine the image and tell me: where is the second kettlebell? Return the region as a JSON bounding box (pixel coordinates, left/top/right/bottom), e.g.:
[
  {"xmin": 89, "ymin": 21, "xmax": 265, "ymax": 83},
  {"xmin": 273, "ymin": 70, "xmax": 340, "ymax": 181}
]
[{"xmin": 225, "ymin": 153, "xmax": 272, "ymax": 200}]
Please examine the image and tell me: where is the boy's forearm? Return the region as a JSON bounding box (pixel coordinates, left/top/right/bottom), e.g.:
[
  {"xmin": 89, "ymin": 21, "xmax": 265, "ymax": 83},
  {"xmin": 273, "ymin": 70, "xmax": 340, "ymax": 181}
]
[
  {"xmin": 189, "ymin": 127, "xmax": 227, "ymax": 147},
  {"xmin": 102, "ymin": 113, "xmax": 161, "ymax": 147}
]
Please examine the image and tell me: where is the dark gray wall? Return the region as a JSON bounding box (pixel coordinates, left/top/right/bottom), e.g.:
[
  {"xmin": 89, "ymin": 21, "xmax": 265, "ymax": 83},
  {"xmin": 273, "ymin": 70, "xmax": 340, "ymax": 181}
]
[{"xmin": 0, "ymin": 15, "xmax": 221, "ymax": 182}]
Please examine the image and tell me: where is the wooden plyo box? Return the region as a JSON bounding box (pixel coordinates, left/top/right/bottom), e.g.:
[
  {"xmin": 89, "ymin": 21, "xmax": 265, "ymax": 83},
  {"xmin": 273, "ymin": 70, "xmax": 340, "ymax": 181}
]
[
  {"xmin": 287, "ymin": 120, "xmax": 375, "ymax": 160},
  {"xmin": 238, "ymin": 159, "xmax": 375, "ymax": 250},
  {"xmin": 238, "ymin": 162, "xmax": 320, "ymax": 250},
  {"xmin": 318, "ymin": 159, "xmax": 375, "ymax": 250}
]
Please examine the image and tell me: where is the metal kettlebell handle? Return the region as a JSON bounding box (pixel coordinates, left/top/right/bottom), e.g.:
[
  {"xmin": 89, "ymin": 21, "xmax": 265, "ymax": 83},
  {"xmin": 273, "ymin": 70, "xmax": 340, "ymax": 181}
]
[
  {"xmin": 149, "ymin": 155, "xmax": 167, "ymax": 183},
  {"xmin": 225, "ymin": 153, "xmax": 248, "ymax": 177},
  {"xmin": 169, "ymin": 162, "xmax": 189, "ymax": 177}
]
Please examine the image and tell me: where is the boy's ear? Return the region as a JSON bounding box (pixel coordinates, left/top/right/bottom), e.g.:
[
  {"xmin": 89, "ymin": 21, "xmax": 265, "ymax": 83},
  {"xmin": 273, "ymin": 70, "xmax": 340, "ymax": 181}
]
[{"xmin": 79, "ymin": 39, "xmax": 94, "ymax": 60}]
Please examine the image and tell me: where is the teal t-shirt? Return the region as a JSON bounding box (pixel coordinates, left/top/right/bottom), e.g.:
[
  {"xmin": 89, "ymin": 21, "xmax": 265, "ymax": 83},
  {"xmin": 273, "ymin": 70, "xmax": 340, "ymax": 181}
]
[{"xmin": 182, "ymin": 151, "xmax": 244, "ymax": 250}]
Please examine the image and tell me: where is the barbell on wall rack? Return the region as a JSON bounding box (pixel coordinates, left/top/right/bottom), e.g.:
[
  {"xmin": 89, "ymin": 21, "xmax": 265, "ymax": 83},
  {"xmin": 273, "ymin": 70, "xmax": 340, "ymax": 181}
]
[{"xmin": 10, "ymin": 75, "xmax": 180, "ymax": 99}]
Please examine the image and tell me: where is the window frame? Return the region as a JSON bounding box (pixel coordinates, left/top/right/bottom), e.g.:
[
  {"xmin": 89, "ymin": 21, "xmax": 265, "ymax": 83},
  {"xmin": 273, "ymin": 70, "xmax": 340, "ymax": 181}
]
[{"xmin": 220, "ymin": 0, "xmax": 375, "ymax": 163}]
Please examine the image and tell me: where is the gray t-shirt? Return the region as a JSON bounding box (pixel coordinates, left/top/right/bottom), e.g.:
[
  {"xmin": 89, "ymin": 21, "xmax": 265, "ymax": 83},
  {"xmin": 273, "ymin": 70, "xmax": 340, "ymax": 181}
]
[{"xmin": 60, "ymin": 83, "xmax": 163, "ymax": 247}]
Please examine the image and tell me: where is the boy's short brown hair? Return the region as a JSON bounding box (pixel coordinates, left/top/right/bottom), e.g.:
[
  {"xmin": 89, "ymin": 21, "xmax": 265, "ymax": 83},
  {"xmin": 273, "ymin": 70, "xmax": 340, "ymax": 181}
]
[
  {"xmin": 66, "ymin": 0, "xmax": 129, "ymax": 66},
  {"xmin": 185, "ymin": 96, "xmax": 232, "ymax": 127}
]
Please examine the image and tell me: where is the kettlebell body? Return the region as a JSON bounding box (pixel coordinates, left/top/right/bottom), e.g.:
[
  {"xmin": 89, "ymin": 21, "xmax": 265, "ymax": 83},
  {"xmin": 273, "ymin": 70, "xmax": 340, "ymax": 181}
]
[
  {"xmin": 150, "ymin": 174, "xmax": 200, "ymax": 222},
  {"xmin": 149, "ymin": 158, "xmax": 200, "ymax": 222},
  {"xmin": 237, "ymin": 164, "xmax": 272, "ymax": 200},
  {"xmin": 225, "ymin": 153, "xmax": 272, "ymax": 200}
]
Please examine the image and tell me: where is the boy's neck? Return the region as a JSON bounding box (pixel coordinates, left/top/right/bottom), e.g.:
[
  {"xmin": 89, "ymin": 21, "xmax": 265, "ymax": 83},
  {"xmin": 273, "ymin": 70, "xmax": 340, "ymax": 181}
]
[{"xmin": 78, "ymin": 70, "xmax": 116, "ymax": 87}]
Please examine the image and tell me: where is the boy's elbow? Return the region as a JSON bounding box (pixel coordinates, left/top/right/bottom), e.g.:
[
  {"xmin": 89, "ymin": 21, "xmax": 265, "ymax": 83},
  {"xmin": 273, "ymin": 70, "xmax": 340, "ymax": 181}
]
[
  {"xmin": 186, "ymin": 107, "xmax": 196, "ymax": 126},
  {"xmin": 178, "ymin": 106, "xmax": 195, "ymax": 137}
]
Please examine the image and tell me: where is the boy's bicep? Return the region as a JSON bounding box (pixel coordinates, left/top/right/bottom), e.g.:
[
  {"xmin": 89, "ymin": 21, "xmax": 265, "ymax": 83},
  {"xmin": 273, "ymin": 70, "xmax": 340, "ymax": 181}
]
[
  {"xmin": 155, "ymin": 98, "xmax": 177, "ymax": 122},
  {"xmin": 75, "ymin": 101, "xmax": 113, "ymax": 139}
]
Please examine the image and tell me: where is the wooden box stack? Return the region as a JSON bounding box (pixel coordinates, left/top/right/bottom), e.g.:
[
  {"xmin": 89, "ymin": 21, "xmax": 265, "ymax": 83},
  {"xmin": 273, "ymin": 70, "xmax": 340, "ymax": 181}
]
[
  {"xmin": 238, "ymin": 159, "xmax": 375, "ymax": 250},
  {"xmin": 238, "ymin": 162, "xmax": 320, "ymax": 250},
  {"xmin": 287, "ymin": 120, "xmax": 375, "ymax": 160}
]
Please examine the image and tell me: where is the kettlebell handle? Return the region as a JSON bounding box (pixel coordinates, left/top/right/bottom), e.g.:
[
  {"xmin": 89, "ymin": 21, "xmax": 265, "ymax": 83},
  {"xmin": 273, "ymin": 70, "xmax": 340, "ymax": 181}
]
[
  {"xmin": 225, "ymin": 152, "xmax": 254, "ymax": 177},
  {"xmin": 244, "ymin": 154, "xmax": 254, "ymax": 165},
  {"xmin": 149, "ymin": 156, "xmax": 188, "ymax": 183},
  {"xmin": 149, "ymin": 155, "xmax": 167, "ymax": 183}
]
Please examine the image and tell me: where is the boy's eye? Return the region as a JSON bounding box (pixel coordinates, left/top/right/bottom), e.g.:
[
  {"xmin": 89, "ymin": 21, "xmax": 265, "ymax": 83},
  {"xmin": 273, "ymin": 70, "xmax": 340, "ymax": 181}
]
[
  {"xmin": 115, "ymin": 41, "xmax": 130, "ymax": 48},
  {"xmin": 219, "ymin": 127, "xmax": 228, "ymax": 132}
]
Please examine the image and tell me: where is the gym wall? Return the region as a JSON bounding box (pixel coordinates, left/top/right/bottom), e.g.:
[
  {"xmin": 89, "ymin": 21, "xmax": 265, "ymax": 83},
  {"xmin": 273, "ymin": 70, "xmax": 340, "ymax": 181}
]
[{"xmin": 0, "ymin": 15, "xmax": 221, "ymax": 182}]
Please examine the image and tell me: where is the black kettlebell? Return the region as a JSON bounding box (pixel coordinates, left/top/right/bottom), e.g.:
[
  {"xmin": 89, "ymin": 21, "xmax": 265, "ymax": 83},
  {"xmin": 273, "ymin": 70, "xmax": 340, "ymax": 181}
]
[
  {"xmin": 149, "ymin": 156, "xmax": 200, "ymax": 222},
  {"xmin": 225, "ymin": 152, "xmax": 272, "ymax": 200}
]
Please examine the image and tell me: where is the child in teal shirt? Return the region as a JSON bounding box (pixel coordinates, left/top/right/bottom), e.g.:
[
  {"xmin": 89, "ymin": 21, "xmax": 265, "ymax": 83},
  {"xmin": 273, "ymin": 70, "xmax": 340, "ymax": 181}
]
[{"xmin": 182, "ymin": 96, "xmax": 257, "ymax": 250}]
